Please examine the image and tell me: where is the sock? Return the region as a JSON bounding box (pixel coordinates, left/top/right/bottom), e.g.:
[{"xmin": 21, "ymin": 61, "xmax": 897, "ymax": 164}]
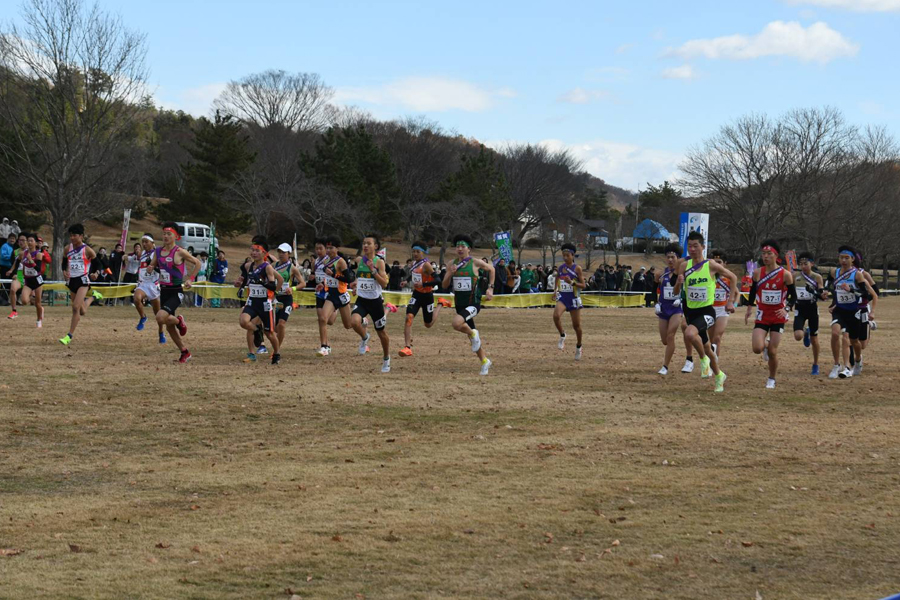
[
  {"xmin": 685, "ymin": 356, "xmax": 693, "ymax": 362},
  {"xmin": 576, "ymin": 344, "xmax": 582, "ymax": 348},
  {"xmin": 481, "ymin": 357, "xmax": 489, "ymax": 364}
]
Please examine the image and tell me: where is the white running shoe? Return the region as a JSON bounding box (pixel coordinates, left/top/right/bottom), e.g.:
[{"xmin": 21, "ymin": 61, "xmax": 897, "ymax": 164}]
[
  {"xmin": 470, "ymin": 329, "xmax": 481, "ymax": 353},
  {"xmin": 358, "ymin": 333, "xmax": 370, "ymax": 355},
  {"xmin": 658, "ymin": 366, "xmax": 668, "ymax": 375},
  {"xmin": 480, "ymin": 358, "xmax": 492, "ymax": 376},
  {"xmin": 381, "ymin": 357, "xmax": 391, "ymax": 373},
  {"xmin": 766, "ymin": 378, "xmax": 776, "ymax": 389},
  {"xmin": 838, "ymin": 367, "xmax": 853, "ymax": 379},
  {"xmin": 828, "ymin": 365, "xmax": 841, "ymax": 379},
  {"xmin": 574, "ymin": 346, "xmax": 582, "ymax": 361},
  {"xmin": 558, "ymin": 334, "xmax": 566, "ymax": 350},
  {"xmin": 762, "ymin": 347, "xmax": 769, "ymax": 363},
  {"xmin": 852, "ymin": 362, "xmax": 862, "ymax": 377},
  {"xmin": 36, "ymin": 320, "xmax": 42, "ymax": 329},
  {"xmin": 681, "ymin": 359, "xmax": 694, "ymax": 373},
  {"xmin": 316, "ymin": 346, "xmax": 329, "ymax": 357}
]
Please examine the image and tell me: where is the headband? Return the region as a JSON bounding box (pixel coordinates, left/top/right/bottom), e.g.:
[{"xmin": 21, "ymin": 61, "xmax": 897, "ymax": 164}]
[
  {"xmin": 455, "ymin": 241, "xmax": 471, "ymax": 248},
  {"xmin": 761, "ymin": 245, "xmax": 779, "ymax": 256},
  {"xmin": 142, "ymin": 234, "xmax": 154, "ymax": 242},
  {"xmin": 839, "ymin": 250, "xmax": 855, "ymax": 257},
  {"xmin": 252, "ymin": 244, "xmax": 267, "ymax": 253},
  {"xmin": 412, "ymin": 245, "xmax": 428, "ymax": 254},
  {"xmin": 163, "ymin": 227, "xmax": 181, "ymax": 240}
]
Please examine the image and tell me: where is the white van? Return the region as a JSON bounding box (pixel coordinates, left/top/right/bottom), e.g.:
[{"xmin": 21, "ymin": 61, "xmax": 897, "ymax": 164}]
[{"xmin": 174, "ymin": 222, "xmax": 217, "ymax": 254}]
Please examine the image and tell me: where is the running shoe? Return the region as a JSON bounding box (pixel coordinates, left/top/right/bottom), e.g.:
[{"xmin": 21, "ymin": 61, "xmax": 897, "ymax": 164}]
[
  {"xmin": 803, "ymin": 327, "xmax": 811, "ymax": 348},
  {"xmin": 762, "ymin": 347, "xmax": 769, "ymax": 363},
  {"xmin": 359, "ymin": 333, "xmax": 370, "ymax": 355},
  {"xmin": 838, "ymin": 367, "xmax": 853, "ymax": 379},
  {"xmin": 36, "ymin": 320, "xmax": 42, "ymax": 329},
  {"xmin": 257, "ymin": 345, "xmax": 268, "ymax": 355},
  {"xmin": 852, "ymin": 361, "xmax": 862, "ymax": 377},
  {"xmin": 480, "ymin": 358, "xmax": 492, "ymax": 376},
  {"xmin": 574, "ymin": 346, "xmax": 582, "ymax": 361},
  {"xmin": 7, "ymin": 310, "xmax": 17, "ymax": 319},
  {"xmin": 271, "ymin": 353, "xmax": 281, "ymax": 365},
  {"xmin": 243, "ymin": 353, "xmax": 257, "ymax": 363},
  {"xmin": 558, "ymin": 333, "xmax": 566, "ymax": 350},
  {"xmin": 91, "ymin": 290, "xmax": 104, "ymax": 301},
  {"xmin": 137, "ymin": 316, "xmax": 147, "ymax": 331},
  {"xmin": 399, "ymin": 346, "xmax": 413, "ymax": 357},
  {"xmin": 316, "ymin": 346, "xmax": 329, "ymax": 357},
  {"xmin": 658, "ymin": 366, "xmax": 668, "ymax": 375},
  {"xmin": 828, "ymin": 365, "xmax": 841, "ymax": 379},
  {"xmin": 714, "ymin": 371, "xmax": 726, "ymax": 393},
  {"xmin": 766, "ymin": 378, "xmax": 776, "ymax": 390},
  {"xmin": 700, "ymin": 356, "xmax": 711, "ymax": 379},
  {"xmin": 385, "ymin": 303, "xmax": 398, "ymax": 313},
  {"xmin": 470, "ymin": 329, "xmax": 481, "ymax": 353},
  {"xmin": 159, "ymin": 333, "xmax": 167, "ymax": 344},
  {"xmin": 177, "ymin": 349, "xmax": 191, "ymax": 363},
  {"xmin": 436, "ymin": 298, "xmax": 452, "ymax": 308},
  {"xmin": 681, "ymin": 359, "xmax": 694, "ymax": 373},
  {"xmin": 381, "ymin": 357, "xmax": 391, "ymax": 373},
  {"xmin": 176, "ymin": 315, "xmax": 187, "ymax": 336},
  {"xmin": 253, "ymin": 326, "xmax": 263, "ymax": 348},
  {"xmin": 811, "ymin": 364, "xmax": 819, "ymax": 376},
  {"xmin": 59, "ymin": 334, "xmax": 71, "ymax": 346}
]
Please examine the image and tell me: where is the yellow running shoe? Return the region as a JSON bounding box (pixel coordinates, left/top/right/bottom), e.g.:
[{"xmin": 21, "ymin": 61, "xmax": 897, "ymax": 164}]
[
  {"xmin": 700, "ymin": 356, "xmax": 711, "ymax": 379},
  {"xmin": 714, "ymin": 371, "xmax": 727, "ymax": 393}
]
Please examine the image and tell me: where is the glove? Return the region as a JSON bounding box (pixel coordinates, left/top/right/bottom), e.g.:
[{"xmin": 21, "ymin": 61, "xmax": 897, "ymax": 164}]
[
  {"xmin": 673, "ymin": 298, "xmax": 682, "ymax": 308},
  {"xmin": 655, "ymin": 303, "xmax": 662, "ymax": 315}
]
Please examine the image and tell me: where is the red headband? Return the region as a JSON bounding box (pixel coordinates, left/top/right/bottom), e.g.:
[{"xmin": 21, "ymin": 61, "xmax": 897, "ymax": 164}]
[
  {"xmin": 163, "ymin": 227, "xmax": 181, "ymax": 240},
  {"xmin": 252, "ymin": 244, "xmax": 267, "ymax": 253},
  {"xmin": 761, "ymin": 245, "xmax": 778, "ymax": 256}
]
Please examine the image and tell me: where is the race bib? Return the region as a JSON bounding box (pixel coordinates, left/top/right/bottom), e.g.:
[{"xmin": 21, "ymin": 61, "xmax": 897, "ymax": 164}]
[
  {"xmin": 159, "ymin": 270, "xmax": 171, "ymax": 284},
  {"xmin": 836, "ymin": 289, "xmax": 856, "ymax": 304},
  {"xmin": 858, "ymin": 309, "xmax": 868, "ymax": 323},
  {"xmin": 339, "ymin": 292, "xmax": 351, "ymax": 304},
  {"xmin": 358, "ymin": 278, "xmax": 377, "ymax": 293},
  {"xmin": 263, "ymin": 300, "xmax": 274, "ymax": 312},
  {"xmin": 412, "ymin": 272, "xmax": 423, "ymax": 286},
  {"xmin": 453, "ymin": 277, "xmax": 472, "ymax": 292},
  {"xmin": 315, "ymin": 272, "xmax": 325, "ymax": 284},
  {"xmin": 686, "ymin": 286, "xmax": 708, "ymax": 303},
  {"xmin": 714, "ymin": 288, "xmax": 727, "ymax": 303},
  {"xmin": 559, "ymin": 281, "xmax": 573, "ymax": 293},
  {"xmin": 33, "ymin": 275, "xmax": 43, "ymax": 285},
  {"xmin": 281, "ymin": 282, "xmax": 292, "ymax": 294},
  {"xmin": 796, "ymin": 287, "xmax": 812, "ymax": 301},
  {"xmin": 249, "ymin": 285, "xmax": 268, "ymax": 298},
  {"xmin": 324, "ymin": 276, "xmax": 338, "ymax": 288},
  {"xmin": 573, "ymin": 297, "xmax": 583, "ymax": 309},
  {"xmin": 663, "ymin": 285, "xmax": 675, "ymax": 301},
  {"xmin": 761, "ymin": 290, "xmax": 782, "ymax": 305},
  {"xmin": 24, "ymin": 265, "xmax": 38, "ymax": 277}
]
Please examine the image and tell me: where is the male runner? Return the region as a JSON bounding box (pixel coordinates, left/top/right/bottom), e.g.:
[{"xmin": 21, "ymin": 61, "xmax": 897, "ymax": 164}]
[
  {"xmin": 553, "ymin": 242, "xmax": 585, "ymax": 360},
  {"xmin": 709, "ymin": 250, "xmax": 737, "ymax": 359},
  {"xmin": 318, "ymin": 236, "xmax": 354, "ymax": 355},
  {"xmin": 826, "ymin": 245, "xmax": 877, "ymax": 379},
  {"xmin": 400, "ymin": 241, "xmax": 450, "ymax": 357},
  {"xmin": 350, "ymin": 234, "xmax": 391, "ymax": 373},
  {"xmin": 59, "ymin": 224, "xmax": 99, "ymax": 345},
  {"xmin": 848, "ymin": 251, "xmax": 878, "ymax": 372},
  {"xmin": 5, "ymin": 233, "xmax": 26, "ymax": 319},
  {"xmin": 442, "ymin": 234, "xmax": 495, "ymax": 375},
  {"xmin": 273, "ymin": 243, "xmax": 306, "ymax": 350},
  {"xmin": 654, "ymin": 244, "xmax": 686, "ymax": 375},
  {"xmin": 312, "ymin": 238, "xmax": 338, "ymax": 356},
  {"xmin": 744, "ymin": 240, "xmax": 796, "ymax": 389},
  {"xmin": 19, "ymin": 233, "xmax": 45, "ymax": 327},
  {"xmin": 133, "ymin": 235, "xmax": 166, "ymax": 344},
  {"xmin": 239, "ymin": 236, "xmax": 283, "ymax": 364},
  {"xmin": 673, "ymin": 231, "xmax": 732, "ymax": 392},
  {"xmin": 146, "ymin": 222, "xmax": 201, "ymax": 363},
  {"xmin": 792, "ymin": 252, "xmax": 826, "ymax": 375}
]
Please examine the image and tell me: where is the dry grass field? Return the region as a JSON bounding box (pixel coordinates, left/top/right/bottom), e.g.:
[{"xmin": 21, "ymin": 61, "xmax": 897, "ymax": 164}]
[{"xmin": 1, "ymin": 299, "xmax": 899, "ymax": 599}]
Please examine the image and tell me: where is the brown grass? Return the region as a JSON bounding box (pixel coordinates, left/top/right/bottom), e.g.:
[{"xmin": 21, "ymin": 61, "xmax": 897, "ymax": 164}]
[{"xmin": 1, "ymin": 299, "xmax": 899, "ymax": 599}]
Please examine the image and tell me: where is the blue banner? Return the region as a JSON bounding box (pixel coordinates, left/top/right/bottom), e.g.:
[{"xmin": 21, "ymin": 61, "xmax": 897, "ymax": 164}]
[{"xmin": 493, "ymin": 231, "xmax": 514, "ymax": 264}]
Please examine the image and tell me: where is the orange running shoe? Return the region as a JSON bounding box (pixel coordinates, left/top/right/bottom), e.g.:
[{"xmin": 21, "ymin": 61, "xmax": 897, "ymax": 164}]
[
  {"xmin": 399, "ymin": 346, "xmax": 413, "ymax": 357},
  {"xmin": 436, "ymin": 298, "xmax": 451, "ymax": 308}
]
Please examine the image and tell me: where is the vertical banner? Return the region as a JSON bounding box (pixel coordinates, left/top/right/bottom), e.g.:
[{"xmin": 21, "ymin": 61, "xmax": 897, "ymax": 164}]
[
  {"xmin": 206, "ymin": 222, "xmax": 217, "ymax": 279},
  {"xmin": 116, "ymin": 208, "xmax": 132, "ymax": 284},
  {"xmin": 785, "ymin": 250, "xmax": 797, "ymax": 271},
  {"xmin": 678, "ymin": 212, "xmax": 710, "ymax": 258},
  {"xmin": 292, "ymin": 233, "xmax": 298, "ymax": 264},
  {"xmin": 494, "ymin": 231, "xmax": 514, "ymax": 263}
]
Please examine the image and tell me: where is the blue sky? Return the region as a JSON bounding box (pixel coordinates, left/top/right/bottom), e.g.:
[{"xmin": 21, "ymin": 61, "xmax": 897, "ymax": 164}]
[{"xmin": 3, "ymin": 0, "xmax": 899, "ymax": 190}]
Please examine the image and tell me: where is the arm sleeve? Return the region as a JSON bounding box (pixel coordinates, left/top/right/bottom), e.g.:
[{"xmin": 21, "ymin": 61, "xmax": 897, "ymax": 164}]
[
  {"xmin": 263, "ymin": 279, "xmax": 277, "ymax": 291},
  {"xmin": 786, "ymin": 283, "xmax": 797, "ymax": 309},
  {"xmin": 747, "ymin": 280, "xmax": 757, "ymax": 306}
]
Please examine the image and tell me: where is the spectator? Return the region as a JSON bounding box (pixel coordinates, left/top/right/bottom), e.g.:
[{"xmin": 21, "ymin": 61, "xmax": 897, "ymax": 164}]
[
  {"xmin": 194, "ymin": 251, "xmax": 209, "ymax": 307},
  {"xmin": 606, "ymin": 266, "xmax": 617, "ymax": 291},
  {"xmin": 212, "ymin": 250, "xmax": 228, "ymax": 283},
  {"xmin": 494, "ymin": 259, "xmax": 507, "ymax": 295},
  {"xmin": 520, "ymin": 263, "xmax": 536, "ymax": 292},
  {"xmin": 0, "ymin": 217, "xmax": 10, "ymax": 239},
  {"xmin": 506, "ymin": 260, "xmax": 517, "ymax": 293},
  {"xmin": 645, "ymin": 267, "xmax": 657, "ymax": 307},
  {"xmin": 632, "ymin": 266, "xmax": 646, "ymax": 292},
  {"xmin": 536, "ymin": 265, "xmax": 547, "ymax": 291},
  {"xmin": 299, "ymin": 258, "xmax": 312, "ymax": 286},
  {"xmin": 9, "ymin": 220, "xmax": 20, "ymax": 237},
  {"xmin": 621, "ymin": 266, "xmax": 633, "ymax": 291},
  {"xmin": 0, "ymin": 232, "xmax": 15, "ymax": 305},
  {"xmin": 388, "ymin": 260, "xmax": 404, "ymax": 291},
  {"xmin": 511, "ymin": 266, "xmax": 522, "ymax": 293},
  {"xmin": 123, "ymin": 243, "xmax": 141, "ymax": 284},
  {"xmin": 594, "ymin": 266, "xmax": 606, "ymax": 291},
  {"xmin": 109, "ymin": 243, "xmax": 124, "ymax": 280}
]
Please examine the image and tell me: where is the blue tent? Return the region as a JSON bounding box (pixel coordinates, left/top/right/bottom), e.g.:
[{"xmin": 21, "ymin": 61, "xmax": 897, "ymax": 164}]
[{"xmin": 632, "ymin": 218, "xmax": 671, "ymax": 240}]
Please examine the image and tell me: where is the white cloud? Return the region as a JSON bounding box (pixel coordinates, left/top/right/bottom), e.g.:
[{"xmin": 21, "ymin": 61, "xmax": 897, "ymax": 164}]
[
  {"xmin": 668, "ymin": 21, "xmax": 858, "ymax": 64},
  {"xmin": 484, "ymin": 138, "xmax": 682, "ymax": 192},
  {"xmin": 615, "ymin": 43, "xmax": 634, "ymax": 54},
  {"xmin": 785, "ymin": 0, "xmax": 900, "ymax": 11},
  {"xmin": 585, "ymin": 66, "xmax": 629, "ymax": 82},
  {"xmin": 557, "ymin": 87, "xmax": 612, "ymax": 104},
  {"xmin": 334, "ymin": 77, "xmax": 515, "ymax": 112},
  {"xmin": 661, "ymin": 64, "xmax": 698, "ymax": 80},
  {"xmin": 155, "ymin": 82, "xmax": 226, "ymax": 118}
]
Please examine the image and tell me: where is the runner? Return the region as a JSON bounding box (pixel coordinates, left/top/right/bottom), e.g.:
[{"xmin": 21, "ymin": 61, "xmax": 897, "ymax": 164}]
[
  {"xmin": 709, "ymin": 250, "xmax": 737, "ymax": 359},
  {"xmin": 744, "ymin": 240, "xmax": 796, "ymax": 389},
  {"xmin": 133, "ymin": 235, "xmax": 166, "ymax": 344},
  {"xmin": 553, "ymin": 242, "xmax": 585, "ymax": 361},
  {"xmin": 318, "ymin": 236, "xmax": 354, "ymax": 356},
  {"xmin": 848, "ymin": 251, "xmax": 878, "ymax": 371},
  {"xmin": 399, "ymin": 241, "xmax": 450, "ymax": 357},
  {"xmin": 59, "ymin": 224, "xmax": 101, "ymax": 345},
  {"xmin": 442, "ymin": 234, "xmax": 495, "ymax": 375},
  {"xmin": 791, "ymin": 252, "xmax": 826, "ymax": 375},
  {"xmin": 5, "ymin": 233, "xmax": 26, "ymax": 319},
  {"xmin": 238, "ymin": 236, "xmax": 283, "ymax": 364},
  {"xmin": 673, "ymin": 231, "xmax": 731, "ymax": 392},
  {"xmin": 273, "ymin": 243, "xmax": 306, "ymax": 350},
  {"xmin": 146, "ymin": 222, "xmax": 201, "ymax": 363},
  {"xmin": 654, "ymin": 244, "xmax": 686, "ymax": 375},
  {"xmin": 18, "ymin": 233, "xmax": 45, "ymax": 327},
  {"xmin": 312, "ymin": 238, "xmax": 338, "ymax": 356},
  {"xmin": 826, "ymin": 245, "xmax": 878, "ymax": 379},
  {"xmin": 349, "ymin": 234, "xmax": 391, "ymax": 373}
]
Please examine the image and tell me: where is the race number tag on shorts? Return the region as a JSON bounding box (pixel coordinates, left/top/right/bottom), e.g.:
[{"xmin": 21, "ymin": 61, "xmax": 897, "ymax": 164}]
[
  {"xmin": 756, "ymin": 309, "xmax": 763, "ymax": 322},
  {"xmin": 687, "ymin": 286, "xmax": 708, "ymax": 303},
  {"xmin": 797, "ymin": 287, "xmax": 812, "ymax": 301},
  {"xmin": 412, "ymin": 273, "xmax": 423, "ymax": 286},
  {"xmin": 453, "ymin": 277, "xmax": 472, "ymax": 292},
  {"xmin": 159, "ymin": 271, "xmax": 171, "ymax": 284},
  {"xmin": 358, "ymin": 278, "xmax": 377, "ymax": 293},
  {"xmin": 663, "ymin": 285, "xmax": 675, "ymax": 301},
  {"xmin": 836, "ymin": 289, "xmax": 855, "ymax": 304},
  {"xmin": 714, "ymin": 288, "xmax": 727, "ymax": 303},
  {"xmin": 761, "ymin": 290, "xmax": 782, "ymax": 304},
  {"xmin": 340, "ymin": 292, "xmax": 351, "ymax": 304},
  {"xmin": 858, "ymin": 310, "xmax": 868, "ymax": 323},
  {"xmin": 263, "ymin": 300, "xmax": 274, "ymax": 312},
  {"xmin": 573, "ymin": 297, "xmax": 583, "ymax": 309},
  {"xmin": 559, "ymin": 281, "xmax": 573, "ymax": 293}
]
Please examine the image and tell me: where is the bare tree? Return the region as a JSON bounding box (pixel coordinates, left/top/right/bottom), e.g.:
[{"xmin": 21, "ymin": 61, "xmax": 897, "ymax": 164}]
[
  {"xmin": 214, "ymin": 69, "xmax": 333, "ymax": 131},
  {"xmin": 0, "ymin": 0, "xmax": 149, "ymax": 277}
]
